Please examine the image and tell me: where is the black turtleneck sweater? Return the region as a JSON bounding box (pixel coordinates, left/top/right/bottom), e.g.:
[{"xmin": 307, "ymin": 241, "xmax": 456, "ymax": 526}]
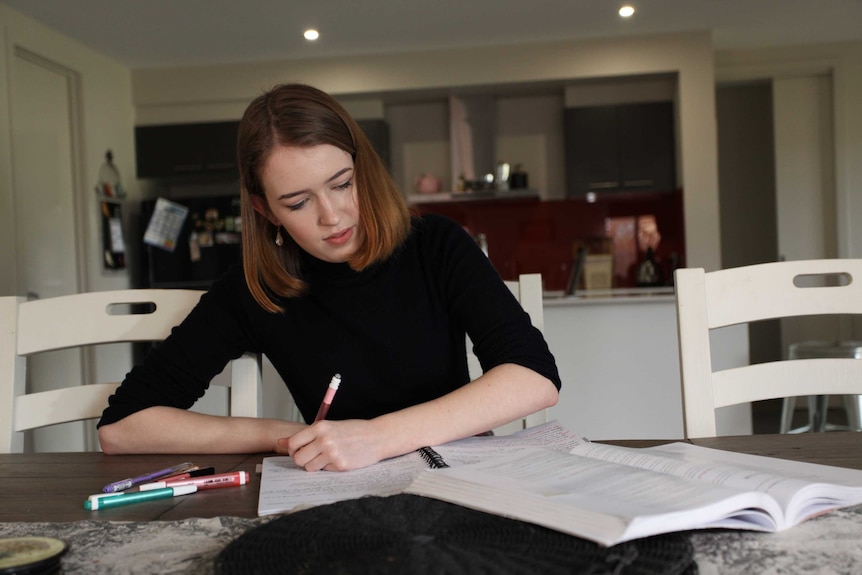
[{"xmin": 98, "ymin": 214, "xmax": 561, "ymax": 427}]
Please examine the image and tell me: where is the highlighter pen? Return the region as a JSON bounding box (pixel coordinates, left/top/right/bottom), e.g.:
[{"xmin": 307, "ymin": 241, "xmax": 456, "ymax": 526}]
[
  {"xmin": 314, "ymin": 373, "xmax": 341, "ymax": 422},
  {"xmin": 85, "ymin": 485, "xmax": 197, "ymax": 510},
  {"xmin": 139, "ymin": 470, "xmax": 249, "ymax": 491},
  {"xmin": 102, "ymin": 461, "xmax": 197, "ymax": 493}
]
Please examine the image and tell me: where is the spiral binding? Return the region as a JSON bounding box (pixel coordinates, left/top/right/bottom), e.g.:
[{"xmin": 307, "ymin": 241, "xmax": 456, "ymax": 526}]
[{"xmin": 417, "ymin": 447, "xmax": 450, "ymax": 469}]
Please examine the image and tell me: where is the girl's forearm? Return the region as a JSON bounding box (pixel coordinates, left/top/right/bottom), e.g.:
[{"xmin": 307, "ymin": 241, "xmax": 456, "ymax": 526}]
[{"xmin": 98, "ymin": 406, "xmax": 305, "ymax": 454}]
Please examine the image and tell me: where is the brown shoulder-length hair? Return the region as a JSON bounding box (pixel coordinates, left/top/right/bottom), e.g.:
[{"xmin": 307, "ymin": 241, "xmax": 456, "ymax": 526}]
[{"xmin": 238, "ymin": 83, "xmax": 411, "ymax": 313}]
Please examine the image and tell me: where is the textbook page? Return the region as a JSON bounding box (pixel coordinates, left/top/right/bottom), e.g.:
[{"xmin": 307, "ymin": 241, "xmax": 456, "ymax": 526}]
[
  {"xmin": 404, "ymin": 446, "xmax": 783, "ymax": 546},
  {"xmin": 258, "ymin": 420, "xmax": 584, "ymax": 516},
  {"xmin": 569, "ymin": 441, "xmax": 862, "ymax": 526}
]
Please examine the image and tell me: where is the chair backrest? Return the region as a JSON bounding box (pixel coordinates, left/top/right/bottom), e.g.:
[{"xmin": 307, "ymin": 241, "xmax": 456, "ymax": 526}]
[
  {"xmin": 0, "ymin": 289, "xmax": 262, "ymax": 453},
  {"xmin": 674, "ymin": 259, "xmax": 862, "ymax": 438},
  {"xmin": 465, "ymin": 273, "xmax": 547, "ymax": 435}
]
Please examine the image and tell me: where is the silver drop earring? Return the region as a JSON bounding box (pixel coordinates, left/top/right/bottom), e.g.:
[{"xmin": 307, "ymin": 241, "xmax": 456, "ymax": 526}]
[{"xmin": 275, "ymin": 226, "xmax": 284, "ymax": 247}]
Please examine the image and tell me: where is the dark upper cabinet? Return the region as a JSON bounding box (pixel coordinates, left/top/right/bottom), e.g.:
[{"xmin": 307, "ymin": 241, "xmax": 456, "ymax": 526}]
[
  {"xmin": 135, "ymin": 121, "xmax": 240, "ymax": 179},
  {"xmin": 564, "ymin": 102, "xmax": 676, "ymax": 196},
  {"xmin": 356, "ymin": 119, "xmax": 391, "ymax": 170},
  {"xmin": 136, "ymin": 119, "xmax": 391, "ymax": 179}
]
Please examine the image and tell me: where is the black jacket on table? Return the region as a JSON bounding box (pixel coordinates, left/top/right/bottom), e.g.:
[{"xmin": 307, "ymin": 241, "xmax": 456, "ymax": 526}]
[{"xmin": 98, "ymin": 214, "xmax": 561, "ymax": 427}]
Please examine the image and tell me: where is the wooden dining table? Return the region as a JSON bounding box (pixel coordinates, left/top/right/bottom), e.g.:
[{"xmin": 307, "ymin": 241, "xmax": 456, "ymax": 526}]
[{"xmin": 2, "ymin": 432, "xmax": 862, "ymax": 573}]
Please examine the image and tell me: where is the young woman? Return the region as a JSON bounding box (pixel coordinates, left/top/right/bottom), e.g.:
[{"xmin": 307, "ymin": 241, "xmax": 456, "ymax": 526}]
[{"xmin": 98, "ymin": 84, "xmax": 560, "ymax": 471}]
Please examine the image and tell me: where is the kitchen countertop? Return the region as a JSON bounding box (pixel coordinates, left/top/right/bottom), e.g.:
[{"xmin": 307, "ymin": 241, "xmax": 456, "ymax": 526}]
[
  {"xmin": 542, "ymin": 287, "xmax": 675, "ymax": 306},
  {"xmin": 407, "ymin": 188, "xmax": 540, "ymax": 204}
]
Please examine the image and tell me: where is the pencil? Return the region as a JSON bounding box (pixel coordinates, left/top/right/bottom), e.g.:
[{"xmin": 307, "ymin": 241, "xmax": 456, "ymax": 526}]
[{"xmin": 314, "ymin": 374, "xmax": 341, "ymax": 422}]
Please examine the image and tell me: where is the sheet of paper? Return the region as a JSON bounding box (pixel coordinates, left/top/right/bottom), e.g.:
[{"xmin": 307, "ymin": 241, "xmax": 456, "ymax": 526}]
[
  {"xmin": 257, "ymin": 420, "xmax": 586, "ymax": 516},
  {"xmin": 258, "ymin": 452, "xmax": 426, "ymax": 516}
]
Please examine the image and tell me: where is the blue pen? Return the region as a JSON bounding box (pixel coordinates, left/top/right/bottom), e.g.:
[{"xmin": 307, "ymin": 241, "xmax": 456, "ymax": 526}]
[
  {"xmin": 85, "ymin": 485, "xmax": 197, "ymax": 510},
  {"xmin": 101, "ymin": 462, "xmax": 197, "ymax": 493}
]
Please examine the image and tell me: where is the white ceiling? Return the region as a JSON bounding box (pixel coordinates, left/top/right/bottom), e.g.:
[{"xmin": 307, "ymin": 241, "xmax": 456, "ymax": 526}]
[{"xmin": 4, "ymin": 0, "xmax": 862, "ymax": 69}]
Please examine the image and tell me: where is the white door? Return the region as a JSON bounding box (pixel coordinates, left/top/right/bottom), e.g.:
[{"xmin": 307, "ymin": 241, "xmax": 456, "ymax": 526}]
[
  {"xmin": 9, "ymin": 48, "xmax": 88, "ymax": 451},
  {"xmin": 773, "ymin": 74, "xmax": 843, "ymax": 347}
]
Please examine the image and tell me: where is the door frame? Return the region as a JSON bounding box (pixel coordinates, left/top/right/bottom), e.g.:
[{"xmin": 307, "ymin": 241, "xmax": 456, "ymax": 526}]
[
  {"xmin": 8, "ymin": 46, "xmax": 96, "ymax": 449},
  {"xmin": 12, "ymin": 46, "xmax": 90, "ymax": 296}
]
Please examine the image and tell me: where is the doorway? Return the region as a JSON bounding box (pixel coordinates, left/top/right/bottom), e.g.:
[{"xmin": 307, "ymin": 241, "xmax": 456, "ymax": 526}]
[
  {"xmin": 9, "ymin": 47, "xmax": 90, "ymax": 451},
  {"xmin": 716, "ymin": 81, "xmax": 781, "ymax": 366},
  {"xmin": 717, "ymin": 75, "xmax": 842, "ymax": 433}
]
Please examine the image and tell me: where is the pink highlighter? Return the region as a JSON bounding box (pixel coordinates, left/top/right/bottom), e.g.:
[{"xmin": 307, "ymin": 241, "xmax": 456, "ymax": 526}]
[
  {"xmin": 314, "ymin": 374, "xmax": 341, "ymax": 422},
  {"xmin": 139, "ymin": 471, "xmax": 249, "ymax": 491}
]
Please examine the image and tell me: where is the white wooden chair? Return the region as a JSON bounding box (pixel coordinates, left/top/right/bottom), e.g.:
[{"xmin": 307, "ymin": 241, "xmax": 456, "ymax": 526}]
[
  {"xmin": 0, "ymin": 289, "xmax": 262, "ymax": 453},
  {"xmin": 674, "ymin": 259, "xmax": 862, "ymax": 438},
  {"xmin": 466, "ymin": 273, "xmax": 548, "ymax": 435}
]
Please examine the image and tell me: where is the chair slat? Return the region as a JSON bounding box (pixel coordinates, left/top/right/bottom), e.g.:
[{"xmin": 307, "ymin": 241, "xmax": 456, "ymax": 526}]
[
  {"xmin": 492, "ymin": 274, "xmax": 548, "ymax": 435},
  {"xmin": 675, "ymin": 259, "xmax": 862, "ymax": 439},
  {"xmin": 14, "ymin": 383, "xmax": 120, "ymax": 431},
  {"xmin": 17, "ymin": 289, "xmax": 204, "ymax": 355},
  {"xmin": 2, "ymin": 289, "xmax": 267, "ymax": 453}
]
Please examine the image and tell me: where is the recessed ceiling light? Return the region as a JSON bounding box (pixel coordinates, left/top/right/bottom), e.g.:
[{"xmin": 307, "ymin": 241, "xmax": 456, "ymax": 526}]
[
  {"xmin": 304, "ymin": 29, "xmax": 319, "ymax": 41},
  {"xmin": 619, "ymin": 5, "xmax": 635, "ymax": 18}
]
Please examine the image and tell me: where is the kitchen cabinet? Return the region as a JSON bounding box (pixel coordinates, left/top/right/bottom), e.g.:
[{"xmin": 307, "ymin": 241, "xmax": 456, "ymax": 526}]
[
  {"xmin": 543, "ymin": 295, "xmax": 751, "ymax": 439},
  {"xmin": 564, "ymin": 102, "xmax": 676, "ymax": 196},
  {"xmin": 136, "ymin": 119, "xmax": 390, "ymax": 179},
  {"xmin": 135, "ymin": 121, "xmax": 240, "ymax": 179},
  {"xmin": 356, "ymin": 119, "xmax": 391, "ymax": 170}
]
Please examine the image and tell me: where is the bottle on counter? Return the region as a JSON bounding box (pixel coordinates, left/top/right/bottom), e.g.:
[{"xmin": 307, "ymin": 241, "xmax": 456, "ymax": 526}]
[
  {"xmin": 96, "ymin": 150, "xmax": 125, "ymax": 199},
  {"xmin": 636, "ymin": 247, "xmax": 664, "ymax": 287}
]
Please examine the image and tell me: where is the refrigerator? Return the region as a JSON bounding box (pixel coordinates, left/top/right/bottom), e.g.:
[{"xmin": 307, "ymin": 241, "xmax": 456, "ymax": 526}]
[{"xmin": 139, "ymin": 194, "xmax": 242, "ymax": 289}]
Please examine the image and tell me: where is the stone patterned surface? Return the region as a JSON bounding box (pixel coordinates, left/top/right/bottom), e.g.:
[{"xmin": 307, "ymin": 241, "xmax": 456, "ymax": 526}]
[
  {"xmin": 690, "ymin": 504, "xmax": 862, "ymax": 574},
  {"xmin": 2, "ymin": 505, "xmax": 862, "ymax": 574},
  {"xmin": 0, "ymin": 517, "xmax": 270, "ymax": 575}
]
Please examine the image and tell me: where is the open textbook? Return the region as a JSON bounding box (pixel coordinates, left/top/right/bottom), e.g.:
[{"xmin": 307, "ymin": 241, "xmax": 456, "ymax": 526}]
[
  {"xmin": 259, "ymin": 421, "xmax": 862, "ymax": 546},
  {"xmin": 404, "ymin": 437, "xmax": 862, "ymax": 546},
  {"xmin": 257, "ymin": 420, "xmax": 581, "ymax": 516}
]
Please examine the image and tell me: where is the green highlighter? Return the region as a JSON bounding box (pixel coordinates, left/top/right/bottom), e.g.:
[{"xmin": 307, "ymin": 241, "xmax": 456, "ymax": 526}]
[{"xmin": 85, "ymin": 485, "xmax": 197, "ymax": 510}]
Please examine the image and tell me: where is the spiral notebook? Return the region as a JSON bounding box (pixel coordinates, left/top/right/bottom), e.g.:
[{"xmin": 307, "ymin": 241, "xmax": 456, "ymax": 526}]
[
  {"xmin": 257, "ymin": 420, "xmax": 582, "ymax": 516},
  {"xmin": 417, "ymin": 446, "xmax": 449, "ymax": 468}
]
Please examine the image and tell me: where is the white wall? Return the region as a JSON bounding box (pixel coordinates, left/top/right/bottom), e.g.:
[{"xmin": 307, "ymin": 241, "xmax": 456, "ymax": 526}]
[
  {"xmin": 774, "ymin": 75, "xmax": 836, "ymax": 263},
  {"xmin": 132, "ymin": 31, "xmax": 722, "ymax": 273},
  {"xmin": 717, "ymin": 42, "xmax": 862, "ymax": 340},
  {"xmin": 0, "ymin": 6, "xmax": 137, "ymax": 299},
  {"xmin": 716, "ymin": 42, "xmax": 862, "ymax": 263},
  {"xmin": 0, "ymin": 4, "xmax": 139, "ymax": 448}
]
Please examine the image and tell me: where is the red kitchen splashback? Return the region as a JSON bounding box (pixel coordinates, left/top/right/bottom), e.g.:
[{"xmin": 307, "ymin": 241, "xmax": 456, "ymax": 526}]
[{"xmin": 412, "ymin": 190, "xmax": 685, "ymax": 292}]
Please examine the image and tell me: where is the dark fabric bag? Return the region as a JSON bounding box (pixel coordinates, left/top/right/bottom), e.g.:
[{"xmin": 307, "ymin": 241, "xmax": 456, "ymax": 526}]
[{"xmin": 216, "ymin": 494, "xmax": 697, "ymax": 574}]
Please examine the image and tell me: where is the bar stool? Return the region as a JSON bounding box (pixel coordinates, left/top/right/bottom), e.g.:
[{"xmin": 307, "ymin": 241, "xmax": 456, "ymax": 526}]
[{"xmin": 779, "ymin": 341, "xmax": 862, "ymax": 433}]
